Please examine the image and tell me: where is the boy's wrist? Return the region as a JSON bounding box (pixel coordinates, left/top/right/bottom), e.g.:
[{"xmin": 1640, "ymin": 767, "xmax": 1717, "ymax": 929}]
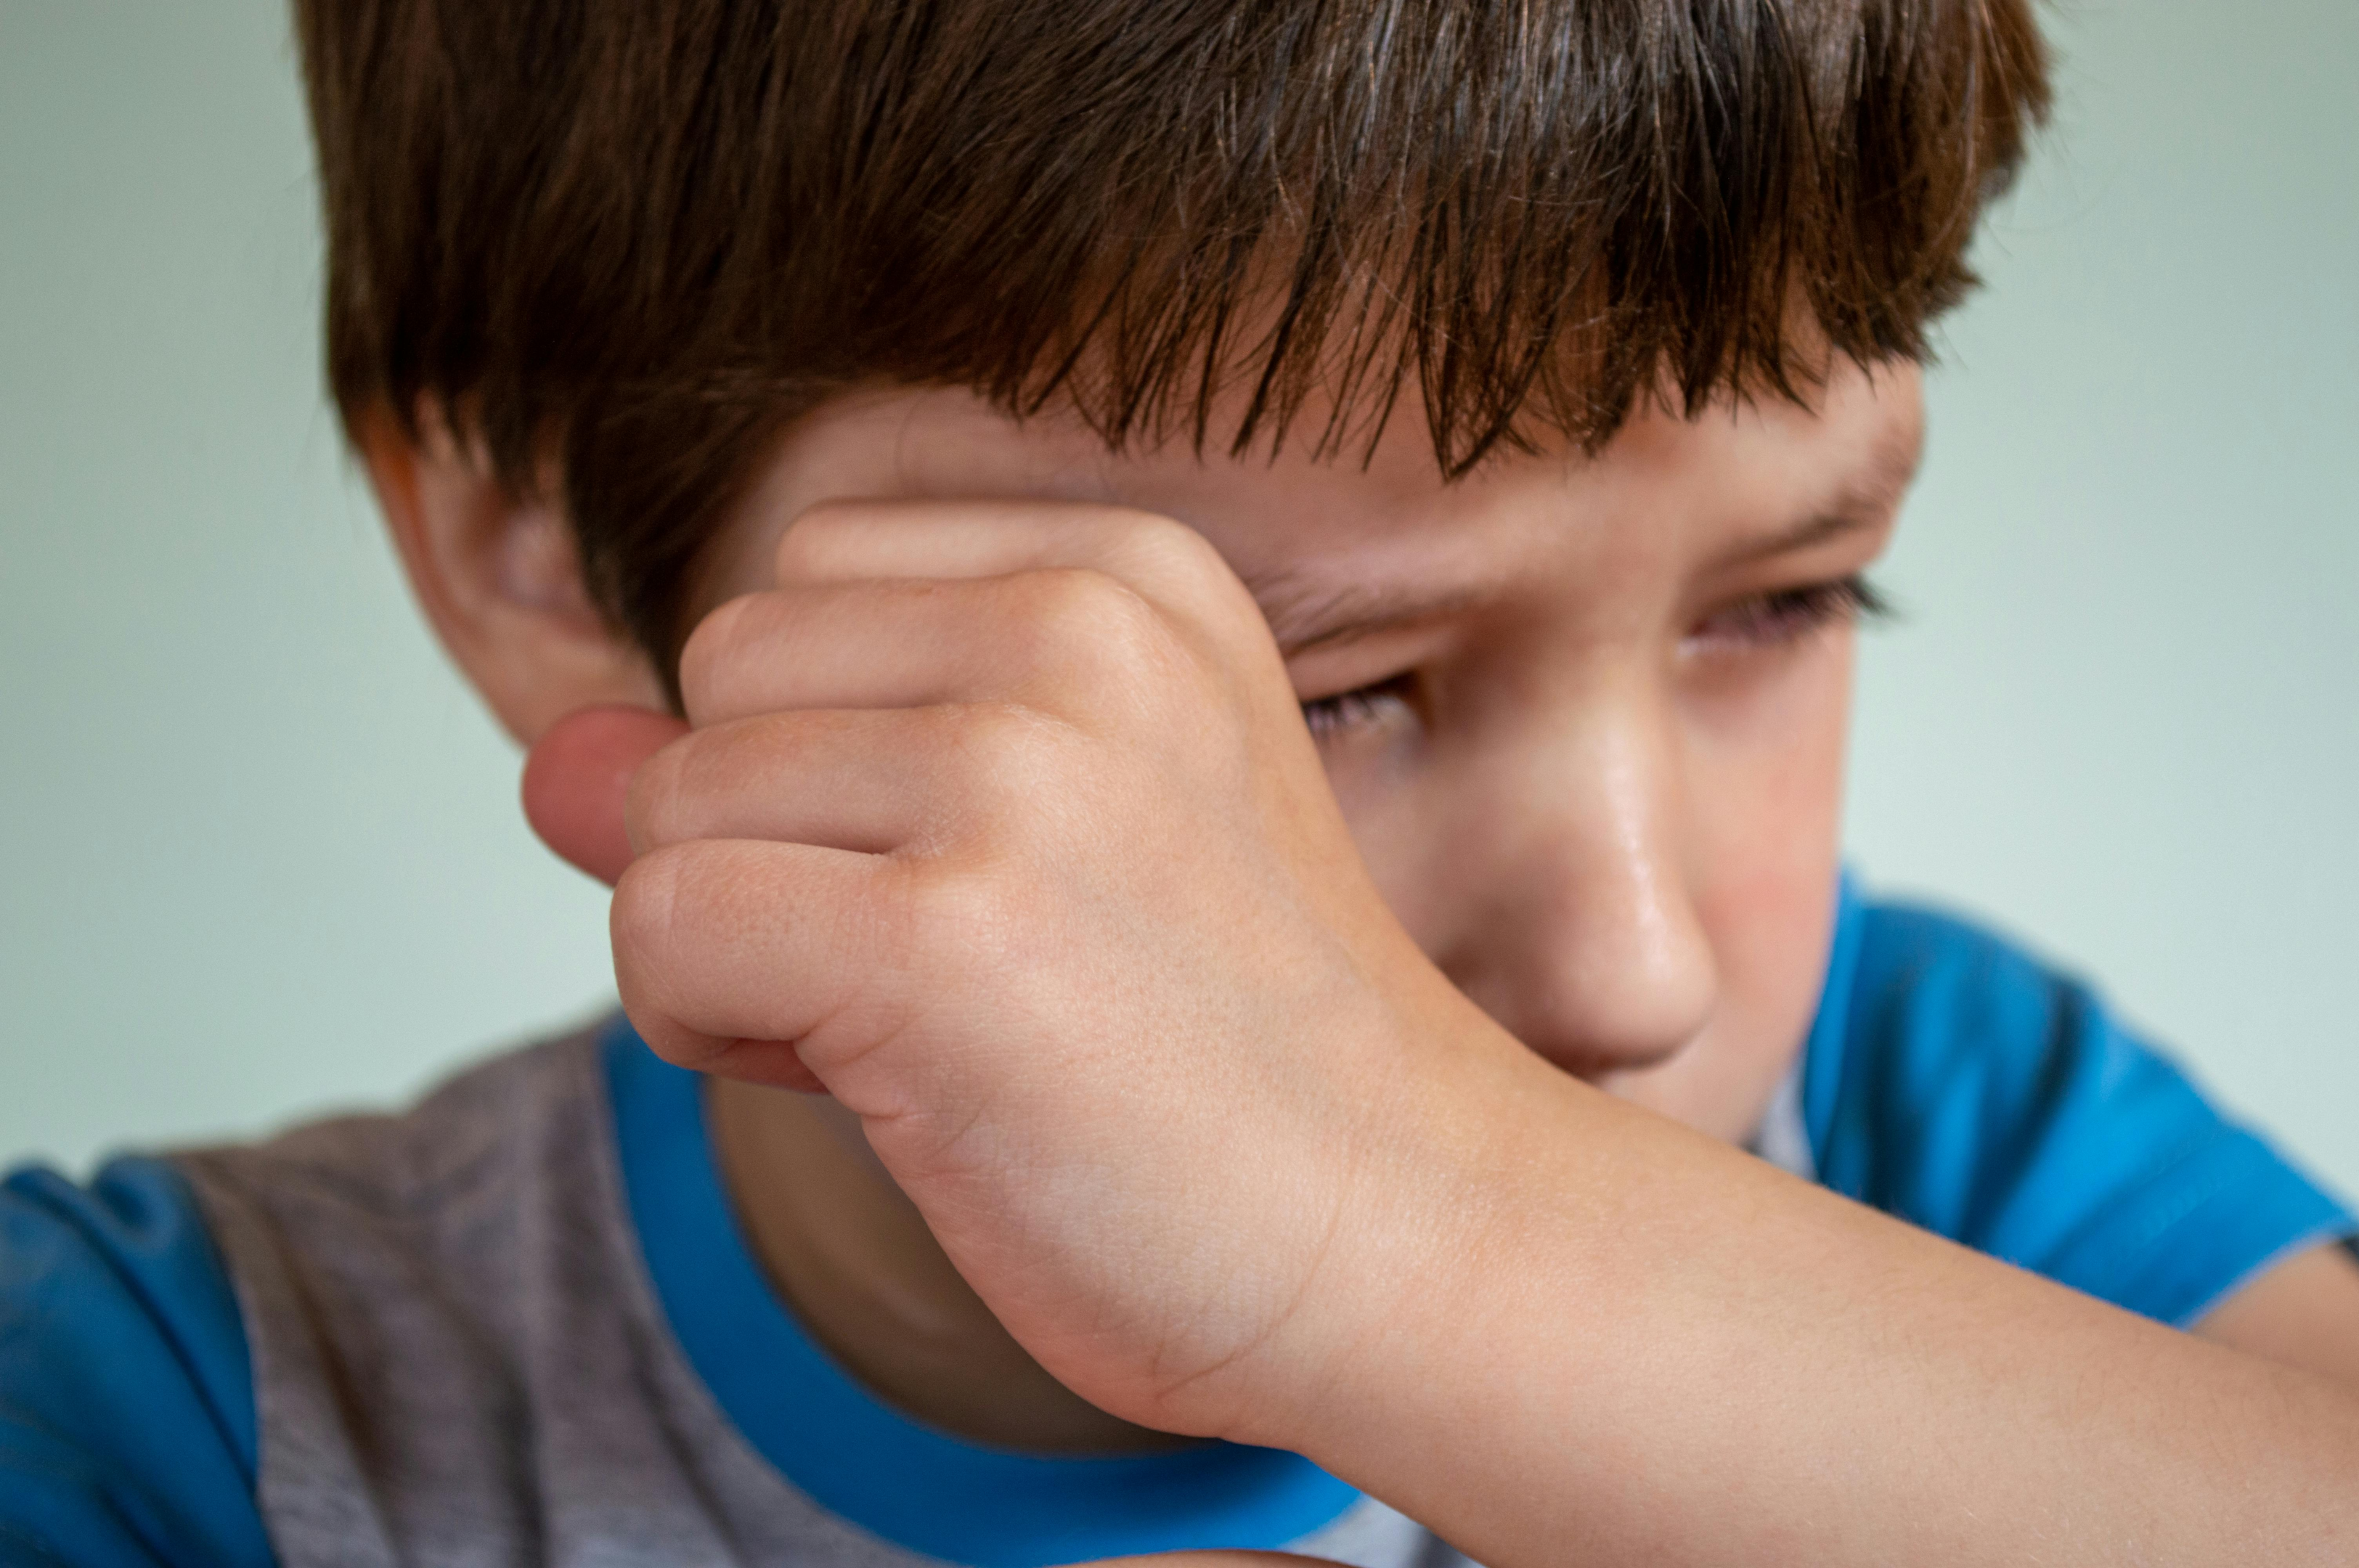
[{"xmin": 1205, "ymin": 986, "xmax": 1570, "ymax": 1458}]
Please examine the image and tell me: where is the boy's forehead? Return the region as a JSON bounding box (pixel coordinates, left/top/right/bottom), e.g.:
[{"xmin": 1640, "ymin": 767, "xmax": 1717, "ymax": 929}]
[{"xmin": 716, "ymin": 363, "xmax": 1922, "ymax": 613}]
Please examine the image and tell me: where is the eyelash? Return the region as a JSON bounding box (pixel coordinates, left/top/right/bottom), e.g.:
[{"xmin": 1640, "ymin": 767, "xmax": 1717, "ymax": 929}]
[
  {"xmin": 1689, "ymin": 572, "xmax": 1893, "ymax": 651},
  {"xmin": 1297, "ymin": 574, "xmax": 1891, "ymax": 738},
  {"xmin": 1300, "ymin": 674, "xmax": 1417, "ymax": 740}
]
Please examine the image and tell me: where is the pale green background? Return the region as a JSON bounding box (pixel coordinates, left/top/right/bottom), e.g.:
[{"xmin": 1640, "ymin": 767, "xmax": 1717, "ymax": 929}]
[{"xmin": 3, "ymin": 2, "xmax": 2353, "ymax": 1199}]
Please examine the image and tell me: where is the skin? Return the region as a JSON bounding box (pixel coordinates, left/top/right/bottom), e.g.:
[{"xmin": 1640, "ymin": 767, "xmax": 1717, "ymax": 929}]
[{"xmin": 368, "ymin": 361, "xmax": 2359, "ymax": 1564}]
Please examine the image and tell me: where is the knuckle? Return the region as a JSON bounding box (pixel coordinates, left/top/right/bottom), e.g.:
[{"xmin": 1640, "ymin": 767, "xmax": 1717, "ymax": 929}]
[
  {"xmin": 622, "ymin": 739, "xmax": 688, "ymax": 850},
  {"xmin": 691, "ymin": 715, "xmax": 771, "ymax": 799},
  {"xmin": 1024, "ymin": 564, "xmax": 1120, "ymax": 624},
  {"xmin": 624, "ymin": 720, "xmax": 775, "ymax": 850},
  {"xmin": 1019, "ymin": 567, "xmax": 1165, "ymax": 666},
  {"xmin": 900, "ymin": 861, "xmax": 1012, "ymax": 961},
  {"xmin": 1114, "ymin": 507, "xmax": 1222, "ymax": 579},
  {"xmin": 773, "ymin": 500, "xmax": 863, "ymax": 581},
  {"xmin": 675, "ymin": 592, "xmax": 760, "ymax": 716},
  {"xmin": 1106, "ymin": 511, "xmax": 1267, "ymax": 650},
  {"xmin": 609, "ymin": 846, "xmax": 690, "ymax": 971},
  {"xmin": 952, "ymin": 703, "xmax": 1067, "ymax": 812}
]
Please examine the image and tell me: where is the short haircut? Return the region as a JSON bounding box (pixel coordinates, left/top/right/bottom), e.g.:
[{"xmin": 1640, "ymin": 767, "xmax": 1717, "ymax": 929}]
[{"xmin": 294, "ymin": 0, "xmax": 2050, "ymax": 676}]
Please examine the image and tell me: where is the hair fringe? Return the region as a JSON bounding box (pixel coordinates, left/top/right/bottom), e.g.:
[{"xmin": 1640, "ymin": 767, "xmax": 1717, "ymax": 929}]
[{"xmin": 295, "ymin": 0, "xmax": 2050, "ymax": 675}]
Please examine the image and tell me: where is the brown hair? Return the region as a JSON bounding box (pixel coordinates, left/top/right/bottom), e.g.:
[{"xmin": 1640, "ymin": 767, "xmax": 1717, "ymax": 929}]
[{"xmin": 294, "ymin": 0, "xmax": 2049, "ymax": 677}]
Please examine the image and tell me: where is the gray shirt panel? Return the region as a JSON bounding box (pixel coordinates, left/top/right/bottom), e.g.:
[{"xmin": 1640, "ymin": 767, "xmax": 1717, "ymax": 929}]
[{"xmin": 174, "ymin": 1029, "xmax": 1474, "ymax": 1568}]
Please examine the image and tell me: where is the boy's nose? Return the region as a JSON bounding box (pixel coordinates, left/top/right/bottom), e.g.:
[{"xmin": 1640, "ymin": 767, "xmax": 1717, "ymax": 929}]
[{"xmin": 1434, "ymin": 685, "xmax": 1718, "ymax": 1082}]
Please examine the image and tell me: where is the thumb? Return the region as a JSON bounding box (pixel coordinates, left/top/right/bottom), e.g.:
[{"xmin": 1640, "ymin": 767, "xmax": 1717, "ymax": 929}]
[{"xmin": 522, "ymin": 704, "xmax": 690, "ymax": 886}]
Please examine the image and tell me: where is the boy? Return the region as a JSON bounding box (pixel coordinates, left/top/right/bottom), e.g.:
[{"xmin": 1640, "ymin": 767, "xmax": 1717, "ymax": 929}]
[{"xmin": 6, "ymin": 1, "xmax": 2358, "ymax": 1564}]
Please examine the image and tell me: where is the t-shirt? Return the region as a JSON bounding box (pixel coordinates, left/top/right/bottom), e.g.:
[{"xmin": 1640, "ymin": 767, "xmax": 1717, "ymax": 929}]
[{"xmin": 2, "ymin": 884, "xmax": 2350, "ymax": 1567}]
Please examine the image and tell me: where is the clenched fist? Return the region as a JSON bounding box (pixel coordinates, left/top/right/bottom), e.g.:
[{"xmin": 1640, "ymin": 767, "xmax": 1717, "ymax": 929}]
[{"xmin": 527, "ymin": 501, "xmax": 1503, "ymax": 1447}]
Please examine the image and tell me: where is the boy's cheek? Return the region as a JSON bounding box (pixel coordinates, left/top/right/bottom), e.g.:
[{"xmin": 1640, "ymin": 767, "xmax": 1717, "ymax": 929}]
[{"xmin": 1609, "ymin": 864, "xmax": 1840, "ymax": 1142}]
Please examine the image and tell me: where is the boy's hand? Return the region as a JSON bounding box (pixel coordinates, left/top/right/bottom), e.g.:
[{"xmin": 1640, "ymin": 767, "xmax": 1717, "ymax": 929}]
[{"xmin": 530, "ymin": 502, "xmax": 1497, "ymax": 1444}]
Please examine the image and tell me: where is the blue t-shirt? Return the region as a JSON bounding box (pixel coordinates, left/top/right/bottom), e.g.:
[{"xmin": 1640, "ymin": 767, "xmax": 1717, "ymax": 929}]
[{"xmin": 2, "ymin": 887, "xmax": 2350, "ymax": 1566}]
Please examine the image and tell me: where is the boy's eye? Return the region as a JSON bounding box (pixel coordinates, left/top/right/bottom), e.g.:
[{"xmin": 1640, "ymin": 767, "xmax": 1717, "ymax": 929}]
[
  {"xmin": 1301, "ymin": 578, "xmax": 1885, "ymax": 736},
  {"xmin": 1300, "ymin": 674, "xmax": 1417, "ymax": 740},
  {"xmin": 1689, "ymin": 573, "xmax": 1892, "ymax": 652}
]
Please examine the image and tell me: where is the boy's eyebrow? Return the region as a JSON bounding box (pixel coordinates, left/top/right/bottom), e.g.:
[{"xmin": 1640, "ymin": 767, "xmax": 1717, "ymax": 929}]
[
  {"xmin": 1247, "ymin": 573, "xmax": 1490, "ymax": 658},
  {"xmin": 1711, "ymin": 430, "xmax": 1921, "ymax": 570},
  {"xmin": 1711, "ymin": 507, "xmax": 1883, "ymax": 571}
]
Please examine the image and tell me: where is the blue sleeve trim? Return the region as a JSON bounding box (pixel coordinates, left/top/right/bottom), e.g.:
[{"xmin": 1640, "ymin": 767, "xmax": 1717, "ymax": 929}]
[
  {"xmin": 0, "ymin": 1158, "xmax": 272, "ymax": 1567},
  {"xmin": 1806, "ymin": 891, "xmax": 2355, "ymax": 1327},
  {"xmin": 600, "ymin": 1021, "xmax": 1363, "ymax": 1568}
]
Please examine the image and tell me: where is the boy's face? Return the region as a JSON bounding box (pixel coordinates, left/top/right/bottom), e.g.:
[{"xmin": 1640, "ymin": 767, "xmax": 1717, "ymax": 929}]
[{"xmin": 684, "ymin": 359, "xmax": 1919, "ymax": 1144}]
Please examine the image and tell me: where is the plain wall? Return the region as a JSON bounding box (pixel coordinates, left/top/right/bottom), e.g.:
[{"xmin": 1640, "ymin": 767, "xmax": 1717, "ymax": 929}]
[{"xmin": 2, "ymin": 1, "xmax": 2352, "ymax": 1196}]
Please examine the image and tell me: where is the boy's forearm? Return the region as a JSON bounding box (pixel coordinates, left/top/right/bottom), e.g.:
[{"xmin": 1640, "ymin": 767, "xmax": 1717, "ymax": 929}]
[{"xmin": 1258, "ymin": 1032, "xmax": 2359, "ymax": 1568}]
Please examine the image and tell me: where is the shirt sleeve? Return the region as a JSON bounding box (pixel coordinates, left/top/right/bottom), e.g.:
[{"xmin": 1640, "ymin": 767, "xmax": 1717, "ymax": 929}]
[
  {"xmin": 0, "ymin": 1158, "xmax": 273, "ymax": 1567},
  {"xmin": 1806, "ymin": 896, "xmax": 2355, "ymax": 1328}
]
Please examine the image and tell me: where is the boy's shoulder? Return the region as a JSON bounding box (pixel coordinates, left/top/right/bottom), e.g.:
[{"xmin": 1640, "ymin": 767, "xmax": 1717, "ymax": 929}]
[
  {"xmin": 1810, "ymin": 883, "xmax": 2352, "ymax": 1324},
  {"xmin": 0, "ymin": 1154, "xmax": 270, "ymax": 1567},
  {"xmin": 176, "ymin": 1018, "xmax": 610, "ymax": 1246},
  {"xmin": 0, "ymin": 1022, "xmax": 926, "ymax": 1568},
  {"xmin": 0, "ymin": 1024, "xmax": 650, "ymax": 1568}
]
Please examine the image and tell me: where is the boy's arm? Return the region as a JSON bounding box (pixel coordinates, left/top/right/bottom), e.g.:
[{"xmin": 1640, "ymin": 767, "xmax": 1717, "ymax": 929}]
[
  {"xmin": 1118, "ymin": 1244, "xmax": 2359, "ymax": 1568},
  {"xmin": 557, "ymin": 501, "xmax": 2359, "ymax": 1568},
  {"xmin": 2199, "ymin": 1241, "xmax": 2359, "ymax": 1384},
  {"xmin": 1247, "ymin": 1058, "xmax": 2359, "ymax": 1567}
]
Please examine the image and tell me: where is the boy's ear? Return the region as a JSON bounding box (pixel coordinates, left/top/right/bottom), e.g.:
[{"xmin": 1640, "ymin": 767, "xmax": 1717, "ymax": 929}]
[{"xmin": 357, "ymin": 405, "xmax": 667, "ymax": 745}]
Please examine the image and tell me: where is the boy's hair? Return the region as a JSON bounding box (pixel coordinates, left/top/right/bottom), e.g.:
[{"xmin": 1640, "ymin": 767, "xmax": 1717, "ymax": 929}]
[{"xmin": 295, "ymin": 0, "xmax": 2048, "ymax": 679}]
